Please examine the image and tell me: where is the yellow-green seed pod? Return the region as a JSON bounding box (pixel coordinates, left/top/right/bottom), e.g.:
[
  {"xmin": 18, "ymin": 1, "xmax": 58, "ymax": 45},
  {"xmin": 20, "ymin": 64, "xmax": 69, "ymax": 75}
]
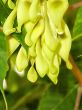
[
  {"xmin": 36, "ymin": 39, "xmax": 49, "ymax": 77},
  {"xmin": 25, "ymin": 17, "xmax": 41, "ymax": 46},
  {"xmin": 31, "ymin": 19, "xmax": 44, "ymax": 44},
  {"xmin": 47, "ymin": 0, "xmax": 68, "ymax": 31},
  {"xmin": 47, "ymin": 71, "xmax": 58, "ymax": 84},
  {"xmin": 57, "ymin": 55, "xmax": 61, "ymax": 65},
  {"xmin": 8, "ymin": 37, "xmax": 20, "ymax": 56},
  {"xmin": 47, "ymin": 15, "xmax": 57, "ymax": 39},
  {"xmin": 47, "ymin": 55, "xmax": 59, "ymax": 84},
  {"xmin": 44, "ymin": 16, "xmax": 61, "ymax": 51},
  {"xmin": 29, "ymin": 44, "xmax": 36, "ymax": 57},
  {"xmin": 8, "ymin": 0, "xmax": 15, "ymax": 9},
  {"xmin": 66, "ymin": 60, "xmax": 72, "ymax": 69},
  {"xmin": 24, "ymin": 21, "xmax": 34, "ymax": 33},
  {"xmin": 29, "ymin": 0, "xmax": 41, "ymax": 21},
  {"xmin": 42, "ymin": 42, "xmax": 54, "ymax": 61},
  {"xmin": 41, "ymin": 32, "xmax": 45, "ymax": 46},
  {"xmin": 47, "ymin": 65, "xmax": 58, "ymax": 84},
  {"xmin": 27, "ymin": 66, "xmax": 38, "ymax": 83},
  {"xmin": 17, "ymin": 0, "xmax": 31, "ymax": 32},
  {"xmin": 24, "ymin": 21, "xmax": 35, "ymax": 46},
  {"xmin": 3, "ymin": 7, "xmax": 17, "ymax": 36},
  {"xmin": 30, "ymin": 57, "xmax": 35, "ymax": 65},
  {"xmin": 16, "ymin": 47, "xmax": 28, "ymax": 71},
  {"xmin": 58, "ymin": 21, "xmax": 72, "ymax": 69},
  {"xmin": 54, "ymin": 55, "xmax": 60, "ymax": 71}
]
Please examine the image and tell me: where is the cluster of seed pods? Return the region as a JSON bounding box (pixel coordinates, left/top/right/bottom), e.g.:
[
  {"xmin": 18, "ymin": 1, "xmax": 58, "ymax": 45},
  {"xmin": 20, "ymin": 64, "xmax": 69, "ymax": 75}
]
[{"xmin": 2, "ymin": 0, "xmax": 72, "ymax": 84}]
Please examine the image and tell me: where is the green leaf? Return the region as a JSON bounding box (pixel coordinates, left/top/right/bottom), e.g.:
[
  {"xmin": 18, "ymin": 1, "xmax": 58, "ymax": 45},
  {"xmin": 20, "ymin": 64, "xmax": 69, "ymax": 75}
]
[
  {"xmin": 37, "ymin": 86, "xmax": 63, "ymax": 110},
  {"xmin": 72, "ymin": 6, "xmax": 82, "ymax": 41},
  {"xmin": 55, "ymin": 85, "xmax": 78, "ymax": 110},
  {"xmin": 0, "ymin": 32, "xmax": 8, "ymax": 110},
  {"xmin": 0, "ymin": 1, "xmax": 11, "ymax": 25},
  {"xmin": 71, "ymin": 37, "xmax": 82, "ymax": 58},
  {"xmin": 38, "ymin": 85, "xmax": 78, "ymax": 110},
  {"xmin": 71, "ymin": 7, "xmax": 82, "ymax": 57},
  {"xmin": 0, "ymin": 32, "xmax": 8, "ymax": 79}
]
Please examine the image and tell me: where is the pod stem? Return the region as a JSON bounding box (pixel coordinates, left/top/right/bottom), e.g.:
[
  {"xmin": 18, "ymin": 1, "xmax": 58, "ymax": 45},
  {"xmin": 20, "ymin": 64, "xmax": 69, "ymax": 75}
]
[
  {"xmin": 74, "ymin": 86, "xmax": 82, "ymax": 110},
  {"xmin": 68, "ymin": 1, "xmax": 82, "ymax": 11},
  {"xmin": 69, "ymin": 54, "xmax": 82, "ymax": 86}
]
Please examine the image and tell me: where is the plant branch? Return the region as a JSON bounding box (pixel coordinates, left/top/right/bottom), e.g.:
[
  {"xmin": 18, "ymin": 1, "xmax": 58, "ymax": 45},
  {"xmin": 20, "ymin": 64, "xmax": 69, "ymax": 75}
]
[
  {"xmin": 74, "ymin": 86, "xmax": 82, "ymax": 110},
  {"xmin": 69, "ymin": 55, "xmax": 82, "ymax": 110},
  {"xmin": 69, "ymin": 55, "xmax": 82, "ymax": 86},
  {"xmin": 68, "ymin": 1, "xmax": 82, "ymax": 11}
]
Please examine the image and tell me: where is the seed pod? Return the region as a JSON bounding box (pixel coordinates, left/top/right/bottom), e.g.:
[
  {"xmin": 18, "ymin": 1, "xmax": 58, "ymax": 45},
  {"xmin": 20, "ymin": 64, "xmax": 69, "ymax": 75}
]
[
  {"xmin": 24, "ymin": 18, "xmax": 41, "ymax": 46},
  {"xmin": 3, "ymin": 7, "xmax": 17, "ymax": 36},
  {"xmin": 17, "ymin": 0, "xmax": 31, "ymax": 32},
  {"xmin": 47, "ymin": 0, "xmax": 68, "ymax": 31},
  {"xmin": 29, "ymin": 0, "xmax": 41, "ymax": 21},
  {"xmin": 36, "ymin": 39, "xmax": 49, "ymax": 77},
  {"xmin": 24, "ymin": 21, "xmax": 34, "ymax": 46},
  {"xmin": 42, "ymin": 42, "xmax": 54, "ymax": 61},
  {"xmin": 27, "ymin": 66, "xmax": 38, "ymax": 83},
  {"xmin": 58, "ymin": 20, "xmax": 72, "ymax": 69},
  {"xmin": 29, "ymin": 44, "xmax": 36, "ymax": 57},
  {"xmin": 8, "ymin": 37, "xmax": 20, "ymax": 56},
  {"xmin": 47, "ymin": 55, "xmax": 59, "ymax": 84},
  {"xmin": 44, "ymin": 16, "xmax": 61, "ymax": 51},
  {"xmin": 31, "ymin": 19, "xmax": 44, "ymax": 44},
  {"xmin": 48, "ymin": 15, "xmax": 57, "ymax": 39},
  {"xmin": 30, "ymin": 57, "xmax": 35, "ymax": 65},
  {"xmin": 16, "ymin": 47, "xmax": 28, "ymax": 72},
  {"xmin": 8, "ymin": 0, "xmax": 15, "ymax": 9}
]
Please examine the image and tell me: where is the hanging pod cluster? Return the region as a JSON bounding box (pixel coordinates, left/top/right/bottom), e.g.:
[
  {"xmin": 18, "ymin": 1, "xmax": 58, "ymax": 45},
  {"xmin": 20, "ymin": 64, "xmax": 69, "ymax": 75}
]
[{"xmin": 2, "ymin": 0, "xmax": 72, "ymax": 84}]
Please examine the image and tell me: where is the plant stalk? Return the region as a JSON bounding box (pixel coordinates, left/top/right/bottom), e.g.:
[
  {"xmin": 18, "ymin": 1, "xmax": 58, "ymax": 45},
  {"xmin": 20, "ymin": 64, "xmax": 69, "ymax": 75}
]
[
  {"xmin": 69, "ymin": 55, "xmax": 82, "ymax": 86},
  {"xmin": 68, "ymin": 1, "xmax": 82, "ymax": 11}
]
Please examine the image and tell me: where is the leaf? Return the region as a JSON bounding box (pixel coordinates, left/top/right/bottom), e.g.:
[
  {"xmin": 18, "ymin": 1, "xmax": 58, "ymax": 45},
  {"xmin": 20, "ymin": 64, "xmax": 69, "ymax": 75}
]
[
  {"xmin": 0, "ymin": 1, "xmax": 11, "ymax": 25},
  {"xmin": 71, "ymin": 36, "xmax": 82, "ymax": 58},
  {"xmin": 0, "ymin": 32, "xmax": 8, "ymax": 79},
  {"xmin": 37, "ymin": 85, "xmax": 78, "ymax": 110},
  {"xmin": 55, "ymin": 85, "xmax": 78, "ymax": 110},
  {"xmin": 0, "ymin": 32, "xmax": 8, "ymax": 110},
  {"xmin": 37, "ymin": 86, "xmax": 63, "ymax": 110},
  {"xmin": 72, "ymin": 6, "xmax": 82, "ymax": 41},
  {"xmin": 71, "ymin": 7, "xmax": 82, "ymax": 57}
]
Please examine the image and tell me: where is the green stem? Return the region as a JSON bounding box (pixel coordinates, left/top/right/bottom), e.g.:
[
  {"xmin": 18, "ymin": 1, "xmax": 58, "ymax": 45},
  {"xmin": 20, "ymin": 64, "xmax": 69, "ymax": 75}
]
[{"xmin": 1, "ymin": 89, "xmax": 8, "ymax": 110}]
